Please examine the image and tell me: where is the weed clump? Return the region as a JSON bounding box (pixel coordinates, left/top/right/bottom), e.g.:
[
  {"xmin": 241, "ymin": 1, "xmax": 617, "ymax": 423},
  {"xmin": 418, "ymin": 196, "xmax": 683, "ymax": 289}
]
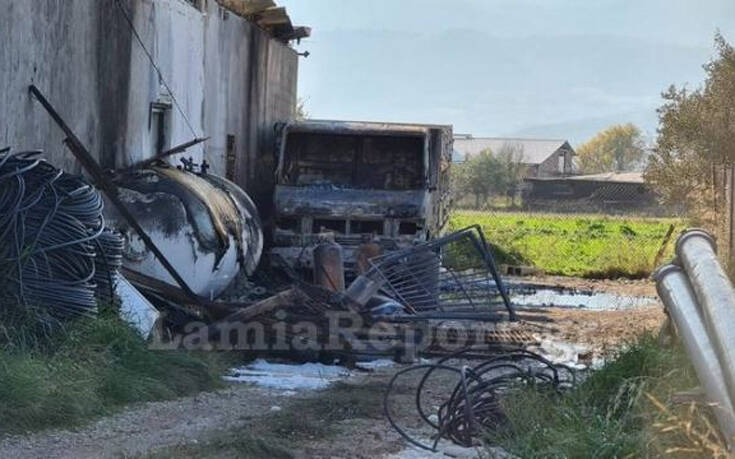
[
  {"xmin": 486, "ymin": 334, "xmax": 725, "ymax": 457},
  {"xmin": 0, "ymin": 312, "xmax": 225, "ymax": 434}
]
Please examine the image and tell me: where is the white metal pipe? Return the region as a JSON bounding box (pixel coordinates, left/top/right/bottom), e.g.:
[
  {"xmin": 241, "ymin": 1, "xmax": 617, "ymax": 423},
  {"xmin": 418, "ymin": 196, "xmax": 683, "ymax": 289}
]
[
  {"xmin": 654, "ymin": 263, "xmax": 735, "ymax": 446},
  {"xmin": 676, "ymin": 229, "xmax": 735, "ymax": 419}
]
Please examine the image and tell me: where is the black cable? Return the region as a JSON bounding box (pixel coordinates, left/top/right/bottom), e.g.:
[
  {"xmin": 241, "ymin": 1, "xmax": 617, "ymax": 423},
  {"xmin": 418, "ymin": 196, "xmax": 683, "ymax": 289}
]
[{"xmin": 384, "ymin": 346, "xmax": 576, "ymax": 452}]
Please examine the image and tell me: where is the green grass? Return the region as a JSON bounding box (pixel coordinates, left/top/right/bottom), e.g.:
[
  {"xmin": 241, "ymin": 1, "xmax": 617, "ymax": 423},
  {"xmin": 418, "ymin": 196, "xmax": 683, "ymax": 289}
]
[
  {"xmin": 451, "ymin": 210, "xmax": 684, "ymax": 278},
  {"xmin": 486, "ymin": 335, "xmax": 723, "ymax": 458},
  {"xmin": 0, "ymin": 314, "xmax": 226, "ymax": 434}
]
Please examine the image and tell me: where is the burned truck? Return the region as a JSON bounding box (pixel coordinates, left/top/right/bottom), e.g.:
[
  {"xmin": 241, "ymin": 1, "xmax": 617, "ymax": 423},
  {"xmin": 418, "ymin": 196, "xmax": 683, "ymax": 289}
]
[{"xmin": 271, "ymin": 120, "xmax": 453, "ymax": 279}]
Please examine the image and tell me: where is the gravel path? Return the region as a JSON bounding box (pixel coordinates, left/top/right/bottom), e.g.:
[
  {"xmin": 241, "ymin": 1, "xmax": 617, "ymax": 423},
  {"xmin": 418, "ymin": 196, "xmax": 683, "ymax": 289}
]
[{"xmin": 0, "ymin": 385, "xmax": 282, "ymax": 458}]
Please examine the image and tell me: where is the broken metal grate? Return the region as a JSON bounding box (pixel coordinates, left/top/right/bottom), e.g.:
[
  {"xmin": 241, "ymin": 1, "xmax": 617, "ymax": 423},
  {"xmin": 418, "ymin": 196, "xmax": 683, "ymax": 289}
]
[{"xmin": 368, "ymin": 225, "xmax": 516, "ymax": 320}]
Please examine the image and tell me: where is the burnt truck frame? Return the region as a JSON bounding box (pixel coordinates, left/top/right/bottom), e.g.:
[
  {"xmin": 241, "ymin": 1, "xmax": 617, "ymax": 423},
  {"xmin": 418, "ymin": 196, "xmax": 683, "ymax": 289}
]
[{"xmin": 271, "ymin": 119, "xmax": 453, "ymax": 278}]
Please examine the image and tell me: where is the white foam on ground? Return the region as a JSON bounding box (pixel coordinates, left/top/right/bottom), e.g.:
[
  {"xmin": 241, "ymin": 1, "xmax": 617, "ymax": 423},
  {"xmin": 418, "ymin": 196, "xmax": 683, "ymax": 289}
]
[
  {"xmin": 356, "ymin": 359, "xmax": 396, "ymax": 370},
  {"xmin": 511, "ymin": 289, "xmax": 657, "ymax": 310},
  {"xmin": 387, "ymin": 444, "xmax": 489, "ymax": 458},
  {"xmin": 224, "ymin": 359, "xmax": 351, "ymax": 390},
  {"xmin": 530, "ymin": 338, "xmax": 591, "ymax": 370}
]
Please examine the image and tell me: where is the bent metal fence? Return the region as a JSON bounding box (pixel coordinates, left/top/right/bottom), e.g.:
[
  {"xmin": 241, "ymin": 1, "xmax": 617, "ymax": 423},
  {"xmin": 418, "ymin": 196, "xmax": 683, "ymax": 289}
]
[{"xmin": 367, "ymin": 225, "xmax": 516, "ymax": 320}]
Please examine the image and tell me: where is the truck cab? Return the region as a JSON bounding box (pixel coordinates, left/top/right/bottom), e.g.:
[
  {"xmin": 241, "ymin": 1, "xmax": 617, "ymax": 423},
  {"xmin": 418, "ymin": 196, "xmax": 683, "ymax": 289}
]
[{"xmin": 271, "ymin": 120, "xmax": 452, "ymax": 278}]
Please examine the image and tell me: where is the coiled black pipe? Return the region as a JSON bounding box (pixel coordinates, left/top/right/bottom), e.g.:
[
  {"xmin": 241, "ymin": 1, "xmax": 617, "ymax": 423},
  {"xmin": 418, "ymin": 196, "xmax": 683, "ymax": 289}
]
[
  {"xmin": 0, "ymin": 149, "xmax": 121, "ymax": 324},
  {"xmin": 383, "ymin": 345, "xmax": 575, "ymax": 451}
]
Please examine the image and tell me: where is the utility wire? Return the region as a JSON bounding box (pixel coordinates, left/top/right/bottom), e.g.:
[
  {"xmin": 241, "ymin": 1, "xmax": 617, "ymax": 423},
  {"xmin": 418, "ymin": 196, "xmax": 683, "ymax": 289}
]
[{"xmin": 113, "ymin": 0, "xmax": 199, "ymax": 139}]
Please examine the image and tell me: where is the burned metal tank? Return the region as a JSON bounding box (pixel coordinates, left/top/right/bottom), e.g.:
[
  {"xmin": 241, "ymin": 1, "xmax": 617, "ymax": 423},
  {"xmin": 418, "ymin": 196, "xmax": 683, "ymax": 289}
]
[{"xmin": 103, "ymin": 166, "xmax": 263, "ymax": 298}]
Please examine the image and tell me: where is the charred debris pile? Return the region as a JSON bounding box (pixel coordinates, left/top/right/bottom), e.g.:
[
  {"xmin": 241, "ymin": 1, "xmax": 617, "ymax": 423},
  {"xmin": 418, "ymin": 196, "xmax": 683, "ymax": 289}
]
[
  {"xmin": 0, "ymin": 86, "xmax": 582, "ymax": 450},
  {"xmin": 0, "ymin": 86, "xmax": 541, "ymax": 358}
]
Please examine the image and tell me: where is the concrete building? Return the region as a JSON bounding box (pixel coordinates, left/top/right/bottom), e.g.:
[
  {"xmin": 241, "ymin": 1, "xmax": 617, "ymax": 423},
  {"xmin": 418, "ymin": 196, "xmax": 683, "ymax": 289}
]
[
  {"xmin": 0, "ymin": 0, "xmax": 306, "ymax": 214},
  {"xmin": 453, "ymin": 135, "xmax": 576, "ymax": 178}
]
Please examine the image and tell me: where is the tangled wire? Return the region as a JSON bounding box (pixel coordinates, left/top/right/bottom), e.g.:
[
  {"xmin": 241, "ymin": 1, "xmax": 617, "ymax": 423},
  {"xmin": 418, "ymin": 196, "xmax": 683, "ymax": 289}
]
[
  {"xmin": 0, "ymin": 148, "xmax": 121, "ymax": 325},
  {"xmin": 384, "ymin": 346, "xmax": 576, "ymax": 452}
]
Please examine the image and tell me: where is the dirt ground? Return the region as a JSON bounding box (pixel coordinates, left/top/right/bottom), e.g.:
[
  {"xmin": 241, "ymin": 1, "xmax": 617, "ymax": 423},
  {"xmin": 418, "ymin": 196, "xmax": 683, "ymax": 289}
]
[
  {"xmin": 0, "ymin": 276, "xmax": 665, "ymax": 459},
  {"xmin": 539, "ymin": 306, "xmax": 664, "ymax": 353},
  {"xmin": 518, "ymin": 275, "xmax": 665, "ymax": 355},
  {"xmin": 0, "ymin": 367, "xmax": 484, "ymax": 459}
]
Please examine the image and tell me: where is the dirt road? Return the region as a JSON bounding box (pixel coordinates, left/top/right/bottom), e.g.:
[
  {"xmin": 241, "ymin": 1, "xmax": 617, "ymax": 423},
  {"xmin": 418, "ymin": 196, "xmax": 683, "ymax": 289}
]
[{"xmin": 0, "ymin": 367, "xmax": 484, "ymax": 458}]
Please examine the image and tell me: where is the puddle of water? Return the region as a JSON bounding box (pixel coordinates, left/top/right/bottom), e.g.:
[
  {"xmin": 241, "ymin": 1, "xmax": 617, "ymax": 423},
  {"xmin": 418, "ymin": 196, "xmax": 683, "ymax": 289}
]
[
  {"xmin": 510, "ymin": 288, "xmax": 657, "ymax": 310},
  {"xmin": 480, "ymin": 280, "xmax": 658, "ymax": 310}
]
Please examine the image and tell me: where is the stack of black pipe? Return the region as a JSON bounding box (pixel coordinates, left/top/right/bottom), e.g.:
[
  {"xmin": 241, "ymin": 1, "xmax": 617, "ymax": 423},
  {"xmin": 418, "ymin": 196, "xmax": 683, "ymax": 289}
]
[{"xmin": 0, "ymin": 148, "xmax": 121, "ymax": 324}]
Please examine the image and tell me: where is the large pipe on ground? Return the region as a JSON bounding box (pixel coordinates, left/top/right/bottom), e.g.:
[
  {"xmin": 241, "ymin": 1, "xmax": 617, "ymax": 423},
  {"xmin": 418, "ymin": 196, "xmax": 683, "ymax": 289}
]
[
  {"xmin": 676, "ymin": 229, "xmax": 735, "ymax": 417},
  {"xmin": 654, "ymin": 264, "xmax": 735, "ymax": 446}
]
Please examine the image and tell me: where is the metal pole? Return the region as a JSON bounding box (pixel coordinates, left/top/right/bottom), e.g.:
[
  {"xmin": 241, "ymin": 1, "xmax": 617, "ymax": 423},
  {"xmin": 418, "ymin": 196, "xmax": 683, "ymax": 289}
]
[
  {"xmin": 654, "ymin": 263, "xmax": 735, "ymax": 447},
  {"xmin": 676, "ymin": 229, "xmax": 735, "ymax": 412}
]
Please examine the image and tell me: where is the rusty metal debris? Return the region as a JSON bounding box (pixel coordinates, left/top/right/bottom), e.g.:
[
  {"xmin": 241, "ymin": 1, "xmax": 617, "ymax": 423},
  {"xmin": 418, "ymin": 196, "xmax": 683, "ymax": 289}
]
[
  {"xmin": 364, "ymin": 225, "xmax": 516, "ymax": 320},
  {"xmin": 199, "ymin": 226, "xmax": 527, "ymax": 357}
]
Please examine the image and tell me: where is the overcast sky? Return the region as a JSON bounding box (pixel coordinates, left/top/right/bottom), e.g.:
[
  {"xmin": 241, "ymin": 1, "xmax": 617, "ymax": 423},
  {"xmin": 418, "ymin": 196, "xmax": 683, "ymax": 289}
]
[{"xmin": 281, "ymin": 0, "xmax": 735, "ymax": 145}]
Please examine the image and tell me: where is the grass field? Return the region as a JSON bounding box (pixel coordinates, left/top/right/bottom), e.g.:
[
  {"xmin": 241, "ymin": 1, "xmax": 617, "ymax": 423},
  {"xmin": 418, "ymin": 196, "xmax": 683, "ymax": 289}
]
[{"xmin": 450, "ymin": 211, "xmax": 684, "ymax": 278}]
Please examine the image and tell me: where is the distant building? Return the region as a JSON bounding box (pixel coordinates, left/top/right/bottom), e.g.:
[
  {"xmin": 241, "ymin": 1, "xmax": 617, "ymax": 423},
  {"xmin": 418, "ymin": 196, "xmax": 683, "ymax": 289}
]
[
  {"xmin": 524, "ymin": 172, "xmax": 657, "ymax": 210},
  {"xmin": 453, "ymin": 135, "xmax": 576, "ymax": 178}
]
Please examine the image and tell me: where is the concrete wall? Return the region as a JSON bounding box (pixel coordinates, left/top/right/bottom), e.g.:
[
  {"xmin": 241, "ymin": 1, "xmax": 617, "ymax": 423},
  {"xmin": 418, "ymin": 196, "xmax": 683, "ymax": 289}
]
[{"xmin": 0, "ymin": 0, "xmax": 297, "ymax": 210}]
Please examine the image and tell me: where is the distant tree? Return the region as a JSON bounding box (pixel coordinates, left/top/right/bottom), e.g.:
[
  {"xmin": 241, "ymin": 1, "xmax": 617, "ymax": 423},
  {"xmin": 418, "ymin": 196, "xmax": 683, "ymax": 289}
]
[
  {"xmin": 645, "ymin": 34, "xmax": 735, "ymax": 215},
  {"xmin": 452, "ymin": 150, "xmax": 496, "ymax": 207},
  {"xmin": 577, "ymin": 123, "xmax": 646, "ymax": 173},
  {"xmin": 451, "ymin": 144, "xmax": 526, "ymax": 207},
  {"xmin": 495, "ymin": 142, "xmax": 526, "ymax": 205}
]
